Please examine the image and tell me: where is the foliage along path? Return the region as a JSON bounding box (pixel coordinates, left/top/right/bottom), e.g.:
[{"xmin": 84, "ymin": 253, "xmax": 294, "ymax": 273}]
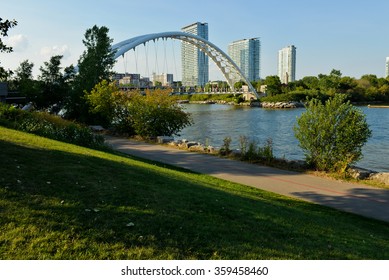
[{"xmin": 105, "ymin": 136, "xmax": 389, "ymax": 224}]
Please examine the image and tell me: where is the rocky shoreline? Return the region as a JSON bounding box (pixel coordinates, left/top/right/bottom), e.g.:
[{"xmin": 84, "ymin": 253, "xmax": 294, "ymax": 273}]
[
  {"xmin": 179, "ymin": 99, "xmax": 306, "ymax": 108},
  {"xmin": 259, "ymin": 101, "xmax": 305, "ymax": 108},
  {"xmin": 348, "ymin": 166, "xmax": 389, "ymax": 185},
  {"xmin": 156, "ymin": 136, "xmax": 389, "ymax": 186}
]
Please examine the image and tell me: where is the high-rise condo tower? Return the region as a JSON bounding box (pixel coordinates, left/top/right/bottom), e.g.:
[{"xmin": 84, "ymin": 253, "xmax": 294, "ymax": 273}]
[
  {"xmin": 181, "ymin": 22, "xmax": 209, "ymax": 87},
  {"xmin": 228, "ymin": 38, "xmax": 261, "ymax": 82},
  {"xmin": 278, "ymin": 45, "xmax": 296, "ymax": 84}
]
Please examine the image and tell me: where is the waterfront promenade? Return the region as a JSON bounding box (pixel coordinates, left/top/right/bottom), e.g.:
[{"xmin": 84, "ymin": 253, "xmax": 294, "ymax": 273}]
[{"xmin": 106, "ymin": 136, "xmax": 389, "ymax": 224}]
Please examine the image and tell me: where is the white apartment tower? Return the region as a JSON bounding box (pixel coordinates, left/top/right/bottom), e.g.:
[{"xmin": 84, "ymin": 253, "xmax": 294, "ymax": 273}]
[
  {"xmin": 228, "ymin": 38, "xmax": 261, "ymax": 82},
  {"xmin": 278, "ymin": 45, "xmax": 296, "ymax": 84},
  {"xmin": 386, "ymin": 57, "xmax": 389, "ymax": 77},
  {"xmin": 181, "ymin": 22, "xmax": 209, "ymax": 87}
]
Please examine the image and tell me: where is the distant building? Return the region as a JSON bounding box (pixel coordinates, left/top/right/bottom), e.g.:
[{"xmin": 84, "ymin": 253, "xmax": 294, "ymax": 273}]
[
  {"xmin": 152, "ymin": 73, "xmax": 173, "ymax": 87},
  {"xmin": 181, "ymin": 22, "xmax": 209, "ymax": 87},
  {"xmin": 114, "ymin": 73, "xmax": 151, "ymax": 88},
  {"xmin": 386, "ymin": 57, "xmax": 389, "ymax": 77},
  {"xmin": 228, "ymin": 38, "xmax": 261, "ymax": 82},
  {"xmin": 118, "ymin": 74, "xmax": 140, "ymax": 86},
  {"xmin": 0, "ymin": 82, "xmax": 8, "ymax": 103},
  {"xmin": 278, "ymin": 45, "xmax": 296, "ymax": 84}
]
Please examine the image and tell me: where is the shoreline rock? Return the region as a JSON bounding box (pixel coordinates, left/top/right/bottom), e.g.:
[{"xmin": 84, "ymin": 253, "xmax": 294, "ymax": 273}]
[
  {"xmin": 162, "ymin": 137, "xmax": 388, "ymax": 185},
  {"xmin": 260, "ymin": 101, "xmax": 305, "ymax": 109}
]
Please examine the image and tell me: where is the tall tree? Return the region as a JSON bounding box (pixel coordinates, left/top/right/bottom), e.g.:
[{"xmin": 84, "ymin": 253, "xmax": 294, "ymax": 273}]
[
  {"xmin": 0, "ymin": 18, "xmax": 17, "ymax": 80},
  {"xmin": 66, "ymin": 25, "xmax": 115, "ymax": 122},
  {"xmin": 14, "ymin": 59, "xmax": 38, "ymax": 100},
  {"xmin": 37, "ymin": 55, "xmax": 66, "ymax": 108}
]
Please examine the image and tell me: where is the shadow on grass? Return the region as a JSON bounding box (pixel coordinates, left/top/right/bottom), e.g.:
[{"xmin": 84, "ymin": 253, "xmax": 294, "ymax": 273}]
[{"xmin": 1, "ymin": 139, "xmax": 389, "ymax": 260}]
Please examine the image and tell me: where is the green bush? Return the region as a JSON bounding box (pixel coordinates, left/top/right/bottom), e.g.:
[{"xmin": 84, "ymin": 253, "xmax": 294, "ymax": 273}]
[
  {"xmin": 126, "ymin": 89, "xmax": 192, "ymax": 138},
  {"xmin": 86, "ymin": 82, "xmax": 192, "ymax": 138},
  {"xmin": 0, "ymin": 103, "xmax": 105, "ymax": 149},
  {"xmin": 294, "ymin": 94, "xmax": 371, "ymax": 173}
]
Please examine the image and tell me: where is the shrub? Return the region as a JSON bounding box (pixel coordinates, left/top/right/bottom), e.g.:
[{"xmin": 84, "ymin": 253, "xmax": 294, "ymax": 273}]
[
  {"xmin": 0, "ymin": 103, "xmax": 105, "ymax": 149},
  {"xmin": 294, "ymin": 94, "xmax": 371, "ymax": 173},
  {"xmin": 127, "ymin": 89, "xmax": 192, "ymax": 138},
  {"xmin": 86, "ymin": 82, "xmax": 192, "ymax": 138}
]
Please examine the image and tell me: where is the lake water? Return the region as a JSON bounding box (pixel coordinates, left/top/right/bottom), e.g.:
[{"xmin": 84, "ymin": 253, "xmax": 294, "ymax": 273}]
[{"xmin": 179, "ymin": 104, "xmax": 389, "ymax": 172}]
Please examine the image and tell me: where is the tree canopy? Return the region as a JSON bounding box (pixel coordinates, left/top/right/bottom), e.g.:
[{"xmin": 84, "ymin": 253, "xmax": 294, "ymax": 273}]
[
  {"xmin": 0, "ymin": 18, "xmax": 18, "ymax": 80},
  {"xmin": 66, "ymin": 25, "xmax": 115, "ymax": 122}
]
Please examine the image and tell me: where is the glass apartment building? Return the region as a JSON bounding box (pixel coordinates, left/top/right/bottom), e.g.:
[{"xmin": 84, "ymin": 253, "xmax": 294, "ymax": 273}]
[
  {"xmin": 228, "ymin": 38, "xmax": 261, "ymax": 82},
  {"xmin": 181, "ymin": 22, "xmax": 209, "ymax": 87},
  {"xmin": 278, "ymin": 45, "xmax": 296, "ymax": 84}
]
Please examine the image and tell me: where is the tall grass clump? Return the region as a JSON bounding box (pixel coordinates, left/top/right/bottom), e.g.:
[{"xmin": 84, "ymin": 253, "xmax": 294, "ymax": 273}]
[{"xmin": 239, "ymin": 136, "xmax": 274, "ymax": 163}]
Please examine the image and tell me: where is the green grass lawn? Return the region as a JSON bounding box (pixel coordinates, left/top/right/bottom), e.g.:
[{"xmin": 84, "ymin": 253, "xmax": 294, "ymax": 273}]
[{"xmin": 1, "ymin": 126, "xmax": 389, "ymax": 259}]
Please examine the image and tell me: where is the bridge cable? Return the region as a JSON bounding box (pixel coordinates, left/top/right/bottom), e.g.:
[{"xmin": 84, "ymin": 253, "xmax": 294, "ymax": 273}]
[
  {"xmin": 163, "ymin": 38, "xmax": 168, "ymax": 74},
  {"xmin": 171, "ymin": 39, "xmax": 178, "ymax": 84},
  {"xmin": 134, "ymin": 48, "xmax": 139, "ymax": 88},
  {"xmin": 122, "ymin": 53, "xmax": 127, "ymax": 74},
  {"xmin": 144, "ymin": 42, "xmax": 150, "ymax": 84},
  {"xmin": 153, "ymin": 39, "xmax": 159, "ymax": 75}
]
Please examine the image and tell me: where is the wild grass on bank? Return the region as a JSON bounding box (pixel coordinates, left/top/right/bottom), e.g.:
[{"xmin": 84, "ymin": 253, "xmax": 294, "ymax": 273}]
[
  {"xmin": 0, "ymin": 103, "xmax": 105, "ymax": 149},
  {"xmin": 1, "ymin": 126, "xmax": 389, "ymax": 260}
]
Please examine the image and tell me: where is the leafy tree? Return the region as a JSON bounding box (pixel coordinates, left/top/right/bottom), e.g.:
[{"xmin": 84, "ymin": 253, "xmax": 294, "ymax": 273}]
[
  {"xmin": 37, "ymin": 55, "xmax": 66, "ymax": 108},
  {"xmin": 86, "ymin": 82, "xmax": 192, "ymax": 137},
  {"xmin": 301, "ymin": 76, "xmax": 319, "ymax": 90},
  {"xmin": 0, "ymin": 18, "xmax": 17, "ymax": 80},
  {"xmin": 360, "ymin": 74, "xmax": 378, "ymax": 88},
  {"xmin": 264, "ymin": 75, "xmax": 282, "ymax": 96},
  {"xmin": 338, "ymin": 76, "xmax": 357, "ymax": 94},
  {"xmin": 234, "ymin": 81, "xmax": 244, "ymax": 90},
  {"xmin": 86, "ymin": 80, "xmax": 123, "ymax": 127},
  {"xmin": 294, "ymin": 94, "xmax": 371, "ymax": 173},
  {"xmin": 66, "ymin": 25, "xmax": 115, "ymax": 122},
  {"xmin": 13, "ymin": 60, "xmax": 39, "ymax": 100},
  {"xmin": 126, "ymin": 89, "xmax": 192, "ymax": 138},
  {"xmin": 318, "ymin": 69, "xmax": 342, "ymax": 94}
]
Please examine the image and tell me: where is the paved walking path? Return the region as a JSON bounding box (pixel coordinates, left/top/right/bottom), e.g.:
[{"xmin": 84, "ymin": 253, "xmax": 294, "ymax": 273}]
[{"xmin": 105, "ymin": 136, "xmax": 389, "ymax": 223}]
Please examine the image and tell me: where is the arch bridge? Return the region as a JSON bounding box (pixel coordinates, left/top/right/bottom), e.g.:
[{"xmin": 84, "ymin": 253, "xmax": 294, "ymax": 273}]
[{"xmin": 112, "ymin": 31, "xmax": 258, "ymax": 98}]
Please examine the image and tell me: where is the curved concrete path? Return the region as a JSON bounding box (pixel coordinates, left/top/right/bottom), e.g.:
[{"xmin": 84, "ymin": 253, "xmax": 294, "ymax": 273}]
[{"xmin": 105, "ymin": 136, "xmax": 389, "ymax": 223}]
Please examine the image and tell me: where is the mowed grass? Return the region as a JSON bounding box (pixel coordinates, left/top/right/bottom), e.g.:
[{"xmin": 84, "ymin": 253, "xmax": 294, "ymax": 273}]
[{"xmin": 1, "ymin": 126, "xmax": 389, "ymax": 260}]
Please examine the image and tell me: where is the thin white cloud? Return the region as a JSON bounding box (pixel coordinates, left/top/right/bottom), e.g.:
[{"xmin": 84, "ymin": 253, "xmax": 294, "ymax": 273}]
[
  {"xmin": 40, "ymin": 45, "xmax": 71, "ymax": 60},
  {"xmin": 5, "ymin": 34, "xmax": 29, "ymax": 52}
]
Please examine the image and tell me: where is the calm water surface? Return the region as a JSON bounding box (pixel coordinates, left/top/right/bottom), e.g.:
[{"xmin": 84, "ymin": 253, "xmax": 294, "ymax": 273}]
[{"xmin": 179, "ymin": 104, "xmax": 389, "ymax": 172}]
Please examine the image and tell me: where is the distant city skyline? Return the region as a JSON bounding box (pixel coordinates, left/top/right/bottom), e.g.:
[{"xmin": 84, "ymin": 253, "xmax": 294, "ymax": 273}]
[{"xmin": 2, "ymin": 0, "xmax": 389, "ymax": 80}]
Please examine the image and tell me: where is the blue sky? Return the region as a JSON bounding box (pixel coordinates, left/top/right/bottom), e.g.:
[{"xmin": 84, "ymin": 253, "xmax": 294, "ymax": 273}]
[{"xmin": 1, "ymin": 0, "xmax": 389, "ymax": 80}]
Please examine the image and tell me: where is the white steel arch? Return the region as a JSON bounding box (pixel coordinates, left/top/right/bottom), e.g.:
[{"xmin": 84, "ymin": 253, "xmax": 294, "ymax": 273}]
[{"xmin": 112, "ymin": 31, "xmax": 258, "ymax": 98}]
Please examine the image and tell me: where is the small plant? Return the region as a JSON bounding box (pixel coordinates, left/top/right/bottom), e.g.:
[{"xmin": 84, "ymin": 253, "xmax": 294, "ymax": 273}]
[
  {"xmin": 239, "ymin": 136, "xmax": 274, "ymax": 163},
  {"xmin": 219, "ymin": 136, "xmax": 232, "ymax": 155},
  {"xmin": 239, "ymin": 135, "xmax": 248, "ymax": 156},
  {"xmin": 258, "ymin": 138, "xmax": 274, "ymax": 163}
]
